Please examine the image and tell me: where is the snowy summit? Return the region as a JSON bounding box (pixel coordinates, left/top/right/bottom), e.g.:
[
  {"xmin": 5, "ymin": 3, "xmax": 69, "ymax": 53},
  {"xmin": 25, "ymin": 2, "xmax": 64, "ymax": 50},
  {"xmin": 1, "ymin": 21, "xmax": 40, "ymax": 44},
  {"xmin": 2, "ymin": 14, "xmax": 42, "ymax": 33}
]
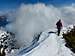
[{"xmin": 11, "ymin": 26, "xmax": 75, "ymax": 56}]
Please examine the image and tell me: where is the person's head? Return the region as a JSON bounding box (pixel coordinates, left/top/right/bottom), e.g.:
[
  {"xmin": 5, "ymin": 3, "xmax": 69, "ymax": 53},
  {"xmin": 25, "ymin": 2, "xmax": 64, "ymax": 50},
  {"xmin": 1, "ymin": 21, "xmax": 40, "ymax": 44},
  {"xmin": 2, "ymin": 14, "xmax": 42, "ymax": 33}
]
[{"xmin": 59, "ymin": 19, "xmax": 61, "ymax": 22}]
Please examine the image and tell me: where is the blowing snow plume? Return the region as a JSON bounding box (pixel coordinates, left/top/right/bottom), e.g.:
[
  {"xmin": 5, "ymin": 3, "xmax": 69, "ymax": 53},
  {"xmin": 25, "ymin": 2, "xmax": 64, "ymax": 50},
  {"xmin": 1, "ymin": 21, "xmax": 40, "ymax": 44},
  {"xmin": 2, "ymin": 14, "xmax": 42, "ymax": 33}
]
[
  {"xmin": 12, "ymin": 3, "xmax": 61, "ymax": 48},
  {"xmin": 6, "ymin": 3, "xmax": 75, "ymax": 48}
]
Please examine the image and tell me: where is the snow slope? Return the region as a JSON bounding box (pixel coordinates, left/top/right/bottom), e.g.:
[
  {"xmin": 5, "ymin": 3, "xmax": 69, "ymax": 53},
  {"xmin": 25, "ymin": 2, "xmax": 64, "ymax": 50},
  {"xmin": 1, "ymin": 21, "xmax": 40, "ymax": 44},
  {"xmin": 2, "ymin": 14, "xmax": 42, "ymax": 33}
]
[
  {"xmin": 24, "ymin": 33, "xmax": 58, "ymax": 56},
  {"xmin": 13, "ymin": 27, "xmax": 74, "ymax": 56}
]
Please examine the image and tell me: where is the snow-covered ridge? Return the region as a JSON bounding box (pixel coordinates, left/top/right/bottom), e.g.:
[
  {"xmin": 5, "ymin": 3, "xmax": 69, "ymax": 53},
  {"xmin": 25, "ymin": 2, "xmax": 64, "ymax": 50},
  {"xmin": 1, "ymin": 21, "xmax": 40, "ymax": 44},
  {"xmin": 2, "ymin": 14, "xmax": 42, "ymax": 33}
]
[
  {"xmin": 0, "ymin": 25, "xmax": 74, "ymax": 56},
  {"xmin": 12, "ymin": 25, "xmax": 75, "ymax": 56}
]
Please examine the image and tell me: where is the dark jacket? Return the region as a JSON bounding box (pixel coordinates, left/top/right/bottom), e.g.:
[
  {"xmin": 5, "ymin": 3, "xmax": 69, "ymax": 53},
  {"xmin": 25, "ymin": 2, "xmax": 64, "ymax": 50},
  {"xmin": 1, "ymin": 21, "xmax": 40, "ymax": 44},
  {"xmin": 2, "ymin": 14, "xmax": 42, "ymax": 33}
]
[{"xmin": 56, "ymin": 20, "xmax": 62, "ymax": 29}]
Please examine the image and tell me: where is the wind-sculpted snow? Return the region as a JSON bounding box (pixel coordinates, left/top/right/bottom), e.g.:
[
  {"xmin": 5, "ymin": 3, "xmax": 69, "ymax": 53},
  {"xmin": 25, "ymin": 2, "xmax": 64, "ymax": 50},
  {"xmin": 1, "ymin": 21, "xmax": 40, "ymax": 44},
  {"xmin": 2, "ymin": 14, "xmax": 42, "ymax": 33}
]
[
  {"xmin": 13, "ymin": 31, "xmax": 49, "ymax": 56},
  {"xmin": 12, "ymin": 27, "xmax": 74, "ymax": 56}
]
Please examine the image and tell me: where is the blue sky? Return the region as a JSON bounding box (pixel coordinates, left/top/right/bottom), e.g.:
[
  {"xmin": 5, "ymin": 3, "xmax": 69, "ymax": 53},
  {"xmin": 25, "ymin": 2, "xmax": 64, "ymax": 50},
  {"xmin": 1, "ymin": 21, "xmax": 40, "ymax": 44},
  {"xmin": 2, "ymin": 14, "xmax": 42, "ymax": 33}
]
[{"xmin": 0, "ymin": 0, "xmax": 75, "ymax": 11}]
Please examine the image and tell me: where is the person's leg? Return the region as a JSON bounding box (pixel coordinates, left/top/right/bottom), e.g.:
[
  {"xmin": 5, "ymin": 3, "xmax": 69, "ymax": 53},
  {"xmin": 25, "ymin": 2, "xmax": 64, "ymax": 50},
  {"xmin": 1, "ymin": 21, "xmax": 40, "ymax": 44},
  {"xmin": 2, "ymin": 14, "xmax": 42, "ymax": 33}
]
[{"xmin": 58, "ymin": 28, "xmax": 60, "ymax": 36}]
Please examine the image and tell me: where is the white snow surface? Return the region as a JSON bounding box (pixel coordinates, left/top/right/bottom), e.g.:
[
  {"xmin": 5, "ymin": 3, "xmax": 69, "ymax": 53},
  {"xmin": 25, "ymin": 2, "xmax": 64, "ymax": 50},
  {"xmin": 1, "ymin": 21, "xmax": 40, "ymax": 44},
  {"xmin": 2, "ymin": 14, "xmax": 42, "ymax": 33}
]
[{"xmin": 12, "ymin": 27, "xmax": 75, "ymax": 56}]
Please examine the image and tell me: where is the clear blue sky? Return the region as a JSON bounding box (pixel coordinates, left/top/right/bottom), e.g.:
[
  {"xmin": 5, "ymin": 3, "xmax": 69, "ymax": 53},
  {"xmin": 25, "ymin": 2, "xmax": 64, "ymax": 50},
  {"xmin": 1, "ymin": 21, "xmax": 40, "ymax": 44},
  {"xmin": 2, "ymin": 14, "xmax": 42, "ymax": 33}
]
[{"xmin": 0, "ymin": 0, "xmax": 75, "ymax": 11}]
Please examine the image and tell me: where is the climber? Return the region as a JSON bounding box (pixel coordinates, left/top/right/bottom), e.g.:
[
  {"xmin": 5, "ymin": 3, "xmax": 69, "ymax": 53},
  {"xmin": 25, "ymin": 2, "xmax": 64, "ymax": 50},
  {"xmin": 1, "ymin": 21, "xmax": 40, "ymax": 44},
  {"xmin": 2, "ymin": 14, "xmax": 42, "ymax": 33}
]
[{"xmin": 56, "ymin": 19, "xmax": 63, "ymax": 36}]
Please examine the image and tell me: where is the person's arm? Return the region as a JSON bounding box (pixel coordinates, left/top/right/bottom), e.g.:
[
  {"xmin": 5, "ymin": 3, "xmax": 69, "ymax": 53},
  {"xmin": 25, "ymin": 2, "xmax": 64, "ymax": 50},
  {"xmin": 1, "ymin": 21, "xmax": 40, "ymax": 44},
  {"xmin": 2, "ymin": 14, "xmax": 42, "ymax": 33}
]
[{"xmin": 56, "ymin": 22, "xmax": 58, "ymax": 25}]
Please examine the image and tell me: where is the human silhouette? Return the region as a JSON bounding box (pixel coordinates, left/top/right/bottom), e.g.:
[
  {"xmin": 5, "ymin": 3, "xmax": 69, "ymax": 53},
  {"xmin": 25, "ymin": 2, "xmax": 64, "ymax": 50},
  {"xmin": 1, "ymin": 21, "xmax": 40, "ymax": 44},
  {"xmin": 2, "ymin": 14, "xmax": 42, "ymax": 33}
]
[{"xmin": 56, "ymin": 19, "xmax": 62, "ymax": 36}]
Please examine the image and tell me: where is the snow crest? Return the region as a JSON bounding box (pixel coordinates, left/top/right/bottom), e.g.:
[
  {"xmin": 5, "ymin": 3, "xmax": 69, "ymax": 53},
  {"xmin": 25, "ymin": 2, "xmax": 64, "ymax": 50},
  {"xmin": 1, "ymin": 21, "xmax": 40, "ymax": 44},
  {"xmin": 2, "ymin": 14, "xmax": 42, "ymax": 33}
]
[{"xmin": 13, "ymin": 28, "xmax": 74, "ymax": 56}]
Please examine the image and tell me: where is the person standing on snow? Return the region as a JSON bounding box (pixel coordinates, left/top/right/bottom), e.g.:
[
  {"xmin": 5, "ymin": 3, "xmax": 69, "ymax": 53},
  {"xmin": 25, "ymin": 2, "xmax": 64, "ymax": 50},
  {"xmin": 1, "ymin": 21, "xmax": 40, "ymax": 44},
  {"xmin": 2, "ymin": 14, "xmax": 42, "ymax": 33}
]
[{"xmin": 56, "ymin": 19, "xmax": 63, "ymax": 36}]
